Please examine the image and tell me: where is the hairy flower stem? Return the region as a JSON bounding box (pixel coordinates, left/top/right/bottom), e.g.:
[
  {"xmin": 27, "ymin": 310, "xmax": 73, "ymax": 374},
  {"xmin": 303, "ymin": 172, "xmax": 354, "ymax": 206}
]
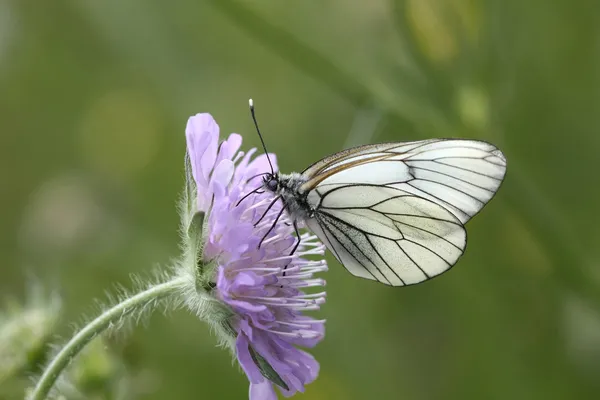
[{"xmin": 28, "ymin": 275, "xmax": 188, "ymax": 400}]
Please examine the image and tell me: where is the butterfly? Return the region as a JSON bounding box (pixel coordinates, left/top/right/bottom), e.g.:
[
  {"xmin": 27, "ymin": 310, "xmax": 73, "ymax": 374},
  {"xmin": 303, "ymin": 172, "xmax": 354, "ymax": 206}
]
[{"xmin": 247, "ymin": 100, "xmax": 506, "ymax": 286}]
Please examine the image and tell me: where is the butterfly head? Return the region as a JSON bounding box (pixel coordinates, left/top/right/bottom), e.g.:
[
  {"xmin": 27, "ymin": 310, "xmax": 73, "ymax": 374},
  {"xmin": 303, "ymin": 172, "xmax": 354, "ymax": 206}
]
[
  {"xmin": 261, "ymin": 172, "xmax": 306, "ymax": 196},
  {"xmin": 262, "ymin": 173, "xmax": 280, "ymax": 193}
]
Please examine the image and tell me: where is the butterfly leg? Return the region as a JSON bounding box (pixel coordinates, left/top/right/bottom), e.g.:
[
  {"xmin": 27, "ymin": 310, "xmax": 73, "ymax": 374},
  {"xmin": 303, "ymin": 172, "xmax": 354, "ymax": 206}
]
[
  {"xmin": 254, "ymin": 195, "xmax": 281, "ymax": 227},
  {"xmin": 289, "ymin": 220, "xmax": 301, "ymax": 256},
  {"xmin": 282, "ymin": 220, "xmax": 301, "ymax": 277},
  {"xmin": 236, "ymin": 185, "xmax": 265, "ymax": 207},
  {"xmin": 257, "ymin": 206, "xmax": 286, "ymax": 248}
]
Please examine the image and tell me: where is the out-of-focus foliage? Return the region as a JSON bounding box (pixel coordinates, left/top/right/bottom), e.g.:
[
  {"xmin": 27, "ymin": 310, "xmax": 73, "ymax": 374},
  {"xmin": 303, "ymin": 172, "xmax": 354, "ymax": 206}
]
[
  {"xmin": 0, "ymin": 285, "xmax": 59, "ymax": 397},
  {"xmin": 55, "ymin": 337, "xmax": 153, "ymax": 400},
  {"xmin": 1, "ymin": 0, "xmax": 599, "ymax": 399}
]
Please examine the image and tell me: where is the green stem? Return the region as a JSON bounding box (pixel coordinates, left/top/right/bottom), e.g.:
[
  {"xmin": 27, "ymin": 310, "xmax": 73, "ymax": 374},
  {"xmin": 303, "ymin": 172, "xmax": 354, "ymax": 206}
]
[{"xmin": 29, "ymin": 275, "xmax": 187, "ymax": 400}]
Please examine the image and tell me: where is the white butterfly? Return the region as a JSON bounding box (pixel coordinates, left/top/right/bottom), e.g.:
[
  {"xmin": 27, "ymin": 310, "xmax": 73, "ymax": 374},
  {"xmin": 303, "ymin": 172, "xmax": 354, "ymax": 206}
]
[{"xmin": 249, "ymin": 100, "xmax": 507, "ymax": 286}]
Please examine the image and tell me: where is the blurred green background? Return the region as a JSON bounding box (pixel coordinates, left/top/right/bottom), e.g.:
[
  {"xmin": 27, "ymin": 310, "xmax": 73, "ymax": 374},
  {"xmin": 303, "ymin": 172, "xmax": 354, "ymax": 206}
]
[{"xmin": 1, "ymin": 0, "xmax": 600, "ymax": 399}]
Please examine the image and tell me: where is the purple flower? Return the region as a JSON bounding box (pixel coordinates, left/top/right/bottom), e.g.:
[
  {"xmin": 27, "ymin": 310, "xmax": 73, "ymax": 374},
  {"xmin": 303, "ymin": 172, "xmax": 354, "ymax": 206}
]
[{"xmin": 185, "ymin": 113, "xmax": 327, "ymax": 399}]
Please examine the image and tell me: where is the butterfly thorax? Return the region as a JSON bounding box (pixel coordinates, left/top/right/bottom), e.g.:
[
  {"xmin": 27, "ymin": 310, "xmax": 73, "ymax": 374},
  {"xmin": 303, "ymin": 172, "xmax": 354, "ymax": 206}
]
[{"xmin": 263, "ymin": 172, "xmax": 314, "ymax": 220}]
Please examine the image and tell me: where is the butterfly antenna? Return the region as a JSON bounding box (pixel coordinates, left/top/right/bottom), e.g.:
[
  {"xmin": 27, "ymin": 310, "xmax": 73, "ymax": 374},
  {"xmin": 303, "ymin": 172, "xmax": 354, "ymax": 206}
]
[{"xmin": 249, "ymin": 99, "xmax": 275, "ymax": 175}]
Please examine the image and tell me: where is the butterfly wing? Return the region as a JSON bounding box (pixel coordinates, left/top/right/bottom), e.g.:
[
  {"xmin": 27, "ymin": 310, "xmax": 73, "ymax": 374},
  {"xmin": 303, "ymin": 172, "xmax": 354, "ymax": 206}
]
[
  {"xmin": 300, "ymin": 139, "xmax": 506, "ymax": 286},
  {"xmin": 301, "ymin": 139, "xmax": 506, "ymax": 224}
]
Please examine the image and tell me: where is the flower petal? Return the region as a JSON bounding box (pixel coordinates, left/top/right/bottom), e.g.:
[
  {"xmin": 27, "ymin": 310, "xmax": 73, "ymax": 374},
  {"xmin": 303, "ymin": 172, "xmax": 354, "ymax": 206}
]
[
  {"xmin": 211, "ymin": 159, "xmax": 235, "ymax": 192},
  {"xmin": 198, "ymin": 117, "xmax": 220, "ymax": 181},
  {"xmin": 236, "ymin": 334, "xmax": 263, "ymax": 384},
  {"xmin": 249, "ymin": 381, "xmax": 277, "ymax": 400},
  {"xmin": 228, "ymin": 299, "xmax": 268, "ymax": 313},
  {"xmin": 186, "ymin": 113, "xmax": 220, "ymax": 210},
  {"xmin": 232, "ymin": 148, "xmax": 258, "ymax": 186},
  {"xmin": 216, "ymin": 133, "xmax": 243, "ymax": 166}
]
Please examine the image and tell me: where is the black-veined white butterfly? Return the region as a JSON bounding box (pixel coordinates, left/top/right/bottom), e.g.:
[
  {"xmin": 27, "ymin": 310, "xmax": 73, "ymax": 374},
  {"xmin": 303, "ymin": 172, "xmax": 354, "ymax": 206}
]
[{"xmin": 247, "ymin": 99, "xmax": 506, "ymax": 286}]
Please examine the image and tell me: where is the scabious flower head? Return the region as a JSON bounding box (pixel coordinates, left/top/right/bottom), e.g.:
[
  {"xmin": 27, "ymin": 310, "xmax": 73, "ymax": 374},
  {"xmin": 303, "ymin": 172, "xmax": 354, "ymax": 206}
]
[{"xmin": 181, "ymin": 113, "xmax": 328, "ymax": 399}]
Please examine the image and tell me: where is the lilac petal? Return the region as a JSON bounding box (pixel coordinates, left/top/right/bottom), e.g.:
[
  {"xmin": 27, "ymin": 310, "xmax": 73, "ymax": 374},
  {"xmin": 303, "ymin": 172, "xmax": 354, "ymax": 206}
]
[
  {"xmin": 290, "ymin": 348, "xmax": 319, "ymax": 381},
  {"xmin": 247, "ymin": 310, "xmax": 276, "ymax": 330},
  {"xmin": 211, "ymin": 159, "xmax": 235, "ymax": 190},
  {"xmin": 279, "ymin": 383, "xmax": 303, "ymax": 398},
  {"xmin": 209, "ymin": 181, "xmax": 226, "ymax": 208},
  {"xmin": 216, "ymin": 267, "xmax": 228, "ymax": 290},
  {"xmin": 233, "ymin": 148, "xmax": 257, "ymax": 186},
  {"xmin": 186, "ymin": 127, "xmax": 211, "ymax": 190},
  {"xmin": 284, "ymin": 318, "xmax": 325, "ymax": 348},
  {"xmin": 228, "ymin": 299, "xmax": 268, "ymax": 313},
  {"xmin": 229, "ymin": 271, "xmax": 271, "ymax": 291},
  {"xmin": 236, "ymin": 334, "xmax": 263, "ymax": 383},
  {"xmin": 222, "ymin": 224, "xmax": 255, "ymax": 254},
  {"xmin": 232, "ymin": 271, "xmax": 263, "ymax": 288},
  {"xmin": 249, "ymin": 381, "xmax": 277, "ymax": 400},
  {"xmin": 198, "ymin": 116, "xmax": 220, "ymax": 182},
  {"xmin": 215, "ymin": 133, "xmax": 243, "ymax": 166},
  {"xmin": 289, "ymin": 362, "xmax": 311, "ymax": 386},
  {"xmin": 251, "ymin": 335, "xmax": 293, "ymax": 380},
  {"xmin": 280, "ymin": 374, "xmax": 304, "ymax": 396},
  {"xmin": 185, "ymin": 114, "xmax": 220, "ymax": 185},
  {"xmin": 238, "ymin": 318, "xmax": 255, "ymax": 340}
]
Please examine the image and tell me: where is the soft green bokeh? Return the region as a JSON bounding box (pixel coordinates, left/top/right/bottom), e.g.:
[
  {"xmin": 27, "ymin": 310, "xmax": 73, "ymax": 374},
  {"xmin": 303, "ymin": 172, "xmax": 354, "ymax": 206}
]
[{"xmin": 1, "ymin": 0, "xmax": 599, "ymax": 399}]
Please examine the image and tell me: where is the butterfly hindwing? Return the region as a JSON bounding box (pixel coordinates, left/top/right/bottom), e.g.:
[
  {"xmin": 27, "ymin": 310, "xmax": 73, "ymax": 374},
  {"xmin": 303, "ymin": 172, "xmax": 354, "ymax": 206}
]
[{"xmin": 306, "ymin": 185, "xmax": 466, "ymax": 286}]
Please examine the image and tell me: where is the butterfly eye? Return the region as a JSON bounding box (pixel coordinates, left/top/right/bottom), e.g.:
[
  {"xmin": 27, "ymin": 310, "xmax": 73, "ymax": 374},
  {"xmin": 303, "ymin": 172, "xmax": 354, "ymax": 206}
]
[{"xmin": 266, "ymin": 179, "xmax": 278, "ymax": 191}]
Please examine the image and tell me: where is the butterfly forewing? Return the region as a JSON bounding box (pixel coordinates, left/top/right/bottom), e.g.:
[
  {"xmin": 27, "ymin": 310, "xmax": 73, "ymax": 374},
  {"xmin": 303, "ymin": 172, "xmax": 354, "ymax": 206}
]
[
  {"xmin": 302, "ymin": 139, "xmax": 506, "ymax": 223},
  {"xmin": 299, "ymin": 139, "xmax": 506, "ymax": 286},
  {"xmin": 301, "ymin": 139, "xmax": 438, "ymax": 177}
]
